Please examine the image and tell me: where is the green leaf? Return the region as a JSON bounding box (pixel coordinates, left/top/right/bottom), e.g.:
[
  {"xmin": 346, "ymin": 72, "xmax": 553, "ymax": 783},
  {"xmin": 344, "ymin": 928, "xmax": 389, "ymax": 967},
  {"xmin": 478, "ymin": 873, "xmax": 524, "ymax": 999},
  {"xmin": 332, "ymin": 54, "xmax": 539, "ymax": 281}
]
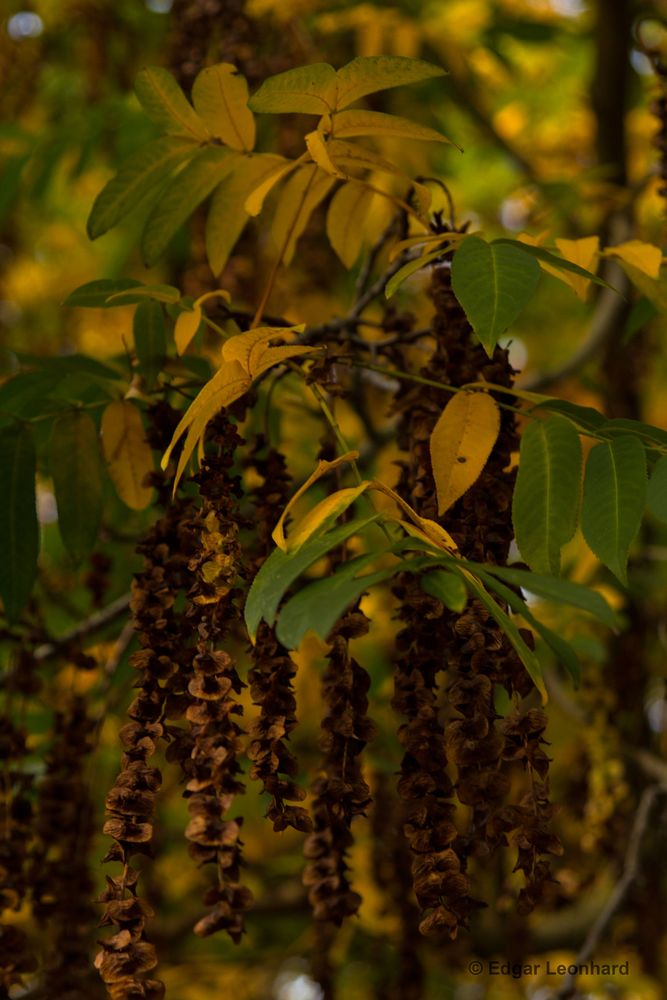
[
  {"xmin": 493, "ymin": 239, "xmax": 612, "ymax": 290},
  {"xmin": 134, "ymin": 301, "xmax": 167, "ymax": 389},
  {"xmin": 512, "ymin": 415, "xmax": 582, "ymax": 575},
  {"xmin": 385, "ymin": 248, "xmax": 445, "ymax": 298},
  {"xmin": 276, "ymin": 552, "xmax": 392, "ymax": 649},
  {"xmin": 135, "ymin": 66, "xmax": 209, "ymax": 139},
  {"xmin": 106, "ymin": 283, "xmax": 182, "ymax": 306},
  {"xmin": 458, "ymin": 569, "xmax": 547, "ymax": 700},
  {"xmin": 331, "ymin": 109, "xmax": 456, "ymax": 146},
  {"xmin": 647, "ymin": 454, "xmax": 667, "ymax": 522},
  {"xmin": 531, "ymin": 399, "xmax": 605, "ymax": 434},
  {"xmin": 335, "ymin": 56, "xmax": 446, "ymax": 110},
  {"xmin": 581, "ymin": 436, "xmax": 647, "ymax": 584},
  {"xmin": 0, "ymin": 424, "xmax": 39, "ymax": 622},
  {"xmin": 248, "ymin": 63, "xmax": 337, "ymax": 115},
  {"xmin": 141, "ymin": 147, "xmax": 240, "ymax": 266},
  {"xmin": 244, "ymin": 514, "xmax": 379, "ymax": 640},
  {"xmin": 205, "ymin": 154, "xmax": 283, "ymax": 276},
  {"xmin": 420, "ymin": 568, "xmax": 467, "ymax": 612},
  {"xmin": 451, "ymin": 235, "xmax": 541, "ymax": 356},
  {"xmin": 599, "ymin": 417, "xmax": 667, "ymax": 449},
  {"xmin": 49, "ymin": 411, "xmax": 103, "ymax": 564},
  {"xmin": 475, "ymin": 568, "xmax": 581, "ymax": 686},
  {"xmin": 624, "ymin": 296, "xmax": 658, "ymax": 344},
  {"xmin": 87, "ymin": 137, "xmax": 198, "ymax": 239},
  {"xmin": 464, "ymin": 562, "xmax": 617, "ymax": 629},
  {"xmin": 64, "ymin": 279, "xmax": 144, "ymax": 308}
]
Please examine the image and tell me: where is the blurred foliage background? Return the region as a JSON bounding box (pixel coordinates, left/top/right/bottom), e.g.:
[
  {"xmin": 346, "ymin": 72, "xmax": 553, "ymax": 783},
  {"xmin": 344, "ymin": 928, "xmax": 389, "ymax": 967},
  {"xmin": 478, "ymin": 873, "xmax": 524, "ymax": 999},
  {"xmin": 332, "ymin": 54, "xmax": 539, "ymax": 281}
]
[{"xmin": 1, "ymin": 0, "xmax": 667, "ymax": 998}]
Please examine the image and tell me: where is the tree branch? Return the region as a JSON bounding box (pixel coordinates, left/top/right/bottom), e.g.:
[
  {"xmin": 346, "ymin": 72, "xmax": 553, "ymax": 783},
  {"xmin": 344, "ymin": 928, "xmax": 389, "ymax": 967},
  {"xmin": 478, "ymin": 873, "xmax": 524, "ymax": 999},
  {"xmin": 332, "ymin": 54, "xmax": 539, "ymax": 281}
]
[{"xmin": 33, "ymin": 592, "xmax": 131, "ymax": 661}]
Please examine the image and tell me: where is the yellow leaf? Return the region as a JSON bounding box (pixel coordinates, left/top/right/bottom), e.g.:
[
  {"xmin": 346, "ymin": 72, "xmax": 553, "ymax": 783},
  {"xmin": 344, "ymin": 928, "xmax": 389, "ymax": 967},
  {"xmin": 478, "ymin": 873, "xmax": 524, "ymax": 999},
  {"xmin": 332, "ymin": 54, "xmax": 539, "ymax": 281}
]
[
  {"xmin": 554, "ymin": 236, "xmax": 600, "ymax": 300},
  {"xmin": 334, "ymin": 55, "xmax": 446, "ymax": 111},
  {"xmin": 305, "ymin": 130, "xmax": 346, "ymax": 178},
  {"xmin": 388, "ymin": 231, "xmax": 461, "ymax": 263},
  {"xmin": 603, "ymin": 239, "xmax": 662, "ymax": 279},
  {"xmin": 287, "ymin": 483, "xmax": 371, "ymax": 550},
  {"xmin": 271, "ymin": 165, "xmax": 336, "ymax": 266},
  {"xmin": 327, "ymin": 139, "xmax": 403, "ymax": 178},
  {"xmin": 161, "ymin": 361, "xmax": 251, "ymax": 489},
  {"xmin": 191, "ymin": 63, "xmax": 255, "ymax": 152},
  {"xmin": 517, "ymin": 232, "xmax": 562, "ymax": 283},
  {"xmin": 429, "ymin": 391, "xmax": 500, "ymax": 516},
  {"xmin": 251, "ymin": 343, "xmax": 315, "ymax": 378},
  {"xmin": 206, "ymin": 154, "xmax": 283, "ymax": 274},
  {"xmin": 369, "ymin": 480, "xmax": 458, "ymax": 553},
  {"xmin": 244, "ymin": 157, "xmax": 298, "ymax": 217},
  {"xmin": 272, "ymin": 451, "xmax": 360, "ymax": 551},
  {"xmin": 331, "ymin": 109, "xmax": 459, "ymax": 147},
  {"xmin": 221, "ymin": 325, "xmax": 304, "ymax": 376},
  {"xmin": 135, "ymin": 67, "xmax": 209, "ymax": 140},
  {"xmin": 326, "ymin": 180, "xmax": 376, "ymax": 268},
  {"xmin": 101, "ymin": 401, "xmax": 154, "ymax": 511},
  {"xmin": 174, "ymin": 307, "xmax": 202, "ymax": 355}
]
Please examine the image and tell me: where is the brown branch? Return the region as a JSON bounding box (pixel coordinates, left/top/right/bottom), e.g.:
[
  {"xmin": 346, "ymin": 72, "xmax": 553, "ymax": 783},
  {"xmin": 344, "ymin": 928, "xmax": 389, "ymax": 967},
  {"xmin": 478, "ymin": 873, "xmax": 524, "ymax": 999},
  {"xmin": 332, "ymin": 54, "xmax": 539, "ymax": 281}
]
[
  {"xmin": 554, "ymin": 783, "xmax": 667, "ymax": 999},
  {"xmin": 33, "ymin": 592, "xmax": 131, "ymax": 661}
]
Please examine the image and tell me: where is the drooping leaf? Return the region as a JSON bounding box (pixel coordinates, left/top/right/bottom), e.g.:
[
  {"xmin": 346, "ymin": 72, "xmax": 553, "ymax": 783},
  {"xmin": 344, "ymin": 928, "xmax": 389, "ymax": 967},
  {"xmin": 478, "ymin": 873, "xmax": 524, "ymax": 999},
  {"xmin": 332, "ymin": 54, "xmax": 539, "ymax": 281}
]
[
  {"xmin": 647, "ymin": 455, "xmax": 667, "ymax": 522},
  {"xmin": 191, "ymin": 63, "xmax": 255, "ymax": 151},
  {"xmin": 613, "ymin": 262, "xmax": 667, "ymax": 310},
  {"xmin": 331, "ymin": 109, "xmax": 457, "ymax": 146},
  {"xmin": 174, "ymin": 306, "xmax": 203, "ymax": 355},
  {"xmin": 420, "ymin": 568, "xmax": 467, "ymax": 612},
  {"xmin": 531, "ymin": 398, "xmax": 606, "ymax": 434},
  {"xmin": 335, "ymin": 55, "xmax": 446, "ymax": 110},
  {"xmin": 429, "ymin": 391, "xmax": 500, "ymax": 516},
  {"xmin": 581, "ymin": 436, "xmax": 647, "ymax": 584},
  {"xmin": 133, "ymin": 300, "xmax": 167, "ymax": 389},
  {"xmin": 272, "ymin": 451, "xmax": 360, "ymax": 550},
  {"xmin": 451, "ymin": 235, "xmax": 541, "ymax": 356},
  {"xmin": 287, "ymin": 483, "xmax": 372, "ymax": 551},
  {"xmin": 0, "ymin": 424, "xmax": 38, "ymax": 622},
  {"xmin": 369, "ymin": 480, "xmax": 458, "ymax": 553},
  {"xmin": 220, "ymin": 324, "xmax": 306, "ymax": 377},
  {"xmin": 87, "ymin": 137, "xmax": 198, "ymax": 239},
  {"xmin": 305, "ymin": 130, "xmax": 345, "ymax": 177},
  {"xmin": 458, "ymin": 568, "xmax": 547, "ymax": 701},
  {"xmin": 243, "ymin": 157, "xmax": 297, "ymax": 217},
  {"xmin": 276, "ymin": 552, "xmax": 393, "ymax": 649},
  {"xmin": 465, "ymin": 562, "xmax": 617, "ymax": 629},
  {"xmin": 250, "ymin": 343, "xmax": 315, "ymax": 379},
  {"xmin": 49, "ymin": 410, "xmax": 103, "ymax": 563},
  {"xmin": 135, "ymin": 66, "xmax": 209, "ymax": 139},
  {"xmin": 512, "ymin": 415, "xmax": 582, "ymax": 575},
  {"xmin": 624, "ymin": 296, "xmax": 659, "ymax": 344},
  {"xmin": 64, "ymin": 279, "xmax": 144, "ymax": 308},
  {"xmin": 271, "ymin": 164, "xmax": 336, "ymax": 265},
  {"xmin": 100, "ymin": 401, "xmax": 155, "ymax": 511},
  {"xmin": 205, "ymin": 154, "xmax": 283, "ymax": 275},
  {"xmin": 599, "ymin": 417, "xmax": 667, "ymax": 448},
  {"xmin": 245, "ymin": 514, "xmax": 380, "ymax": 640},
  {"xmin": 141, "ymin": 147, "xmax": 240, "ymax": 266},
  {"xmin": 603, "ymin": 239, "xmax": 662, "ymax": 279},
  {"xmin": 248, "ymin": 63, "xmax": 338, "ymax": 115},
  {"xmin": 326, "ymin": 180, "xmax": 375, "ymax": 267},
  {"xmin": 476, "ymin": 568, "xmax": 581, "ymax": 686}
]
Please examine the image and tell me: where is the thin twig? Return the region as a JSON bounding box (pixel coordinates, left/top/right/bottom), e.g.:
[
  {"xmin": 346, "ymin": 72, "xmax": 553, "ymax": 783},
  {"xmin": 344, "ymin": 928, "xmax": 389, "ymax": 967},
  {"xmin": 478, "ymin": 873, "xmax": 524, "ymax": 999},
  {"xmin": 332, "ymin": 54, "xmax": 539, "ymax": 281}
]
[
  {"xmin": 34, "ymin": 593, "xmax": 131, "ymax": 661},
  {"xmin": 554, "ymin": 783, "xmax": 667, "ymax": 999}
]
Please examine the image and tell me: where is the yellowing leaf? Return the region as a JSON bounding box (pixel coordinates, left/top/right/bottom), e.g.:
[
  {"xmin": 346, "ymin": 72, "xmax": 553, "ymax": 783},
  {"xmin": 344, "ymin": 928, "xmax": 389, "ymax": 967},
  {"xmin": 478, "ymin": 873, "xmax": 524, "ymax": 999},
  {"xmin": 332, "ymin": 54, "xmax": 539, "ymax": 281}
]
[
  {"xmin": 554, "ymin": 236, "xmax": 600, "ymax": 299},
  {"xmin": 174, "ymin": 306, "xmax": 202, "ymax": 355},
  {"xmin": 248, "ymin": 64, "xmax": 338, "ymax": 115},
  {"xmin": 135, "ymin": 67, "xmax": 209, "ymax": 140},
  {"xmin": 429, "ymin": 391, "xmax": 500, "ymax": 516},
  {"xmin": 221, "ymin": 325, "xmax": 303, "ymax": 376},
  {"xmin": 206, "ymin": 154, "xmax": 283, "ymax": 275},
  {"xmin": 244, "ymin": 157, "xmax": 299, "ymax": 217},
  {"xmin": 101, "ymin": 401, "xmax": 154, "ymax": 510},
  {"xmin": 461, "ymin": 380, "xmax": 553, "ymax": 405},
  {"xmin": 271, "ymin": 165, "xmax": 336, "ymax": 266},
  {"xmin": 388, "ymin": 231, "xmax": 461, "ymax": 262},
  {"xmin": 331, "ymin": 109, "xmax": 458, "ymax": 147},
  {"xmin": 161, "ymin": 360, "xmax": 251, "ymax": 489},
  {"xmin": 305, "ymin": 130, "xmax": 345, "ymax": 178},
  {"xmin": 369, "ymin": 480, "xmax": 458, "ymax": 553},
  {"xmin": 603, "ymin": 239, "xmax": 662, "ymax": 279},
  {"xmin": 251, "ymin": 343, "xmax": 315, "ymax": 378},
  {"xmin": 192, "ymin": 63, "xmax": 255, "ymax": 151},
  {"xmin": 287, "ymin": 483, "xmax": 371, "ymax": 550},
  {"xmin": 272, "ymin": 451, "xmax": 360, "ymax": 551},
  {"xmin": 326, "ymin": 180, "xmax": 376, "ymax": 267},
  {"xmin": 334, "ymin": 55, "xmax": 446, "ymax": 111}
]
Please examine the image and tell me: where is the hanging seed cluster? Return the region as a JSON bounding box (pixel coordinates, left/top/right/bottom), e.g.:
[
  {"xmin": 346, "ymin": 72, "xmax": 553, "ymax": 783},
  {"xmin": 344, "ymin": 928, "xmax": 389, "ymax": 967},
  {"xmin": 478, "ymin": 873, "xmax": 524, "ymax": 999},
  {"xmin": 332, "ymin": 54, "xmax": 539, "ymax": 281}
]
[{"xmin": 389, "ymin": 263, "xmax": 561, "ymax": 936}]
